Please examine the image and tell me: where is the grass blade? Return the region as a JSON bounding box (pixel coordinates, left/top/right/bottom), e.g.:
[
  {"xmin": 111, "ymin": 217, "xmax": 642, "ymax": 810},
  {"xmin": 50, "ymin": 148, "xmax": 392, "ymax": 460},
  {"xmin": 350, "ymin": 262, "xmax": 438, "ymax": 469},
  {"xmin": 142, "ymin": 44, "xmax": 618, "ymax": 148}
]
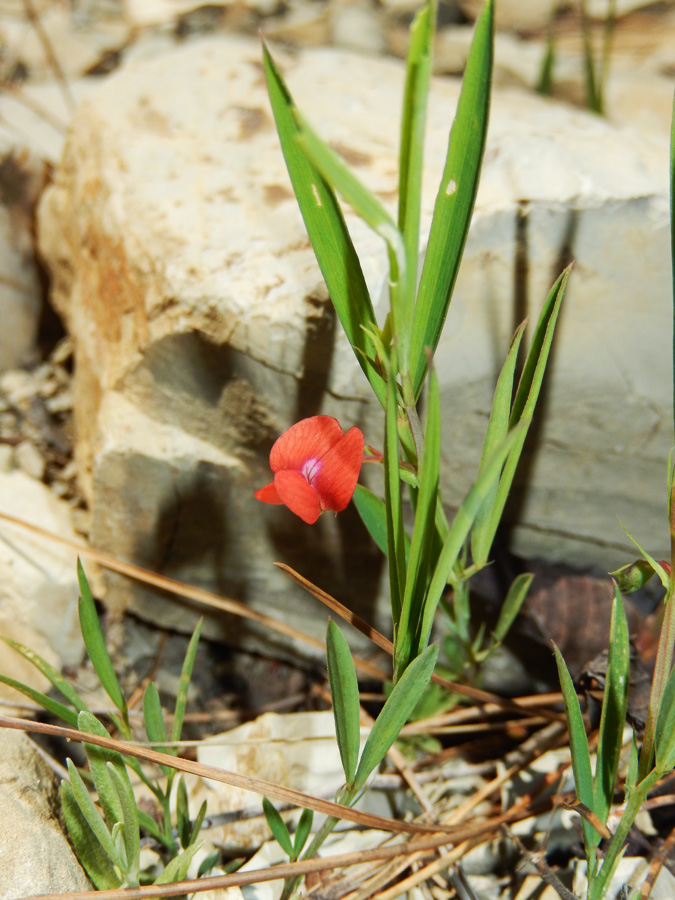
[
  {"xmin": 398, "ymin": 1, "xmax": 435, "ymax": 290},
  {"xmin": 263, "ymin": 797, "xmax": 294, "ymax": 858},
  {"xmin": 417, "ymin": 420, "xmax": 528, "ymax": 654},
  {"xmin": 78, "ymin": 710, "xmax": 125, "ymax": 832},
  {"xmin": 491, "ymin": 572, "xmax": 533, "ymax": 647},
  {"xmin": 0, "ymin": 673, "xmax": 80, "ymax": 727},
  {"xmin": 108, "ymin": 761, "xmax": 140, "ymax": 885},
  {"xmin": 143, "ymin": 682, "xmax": 172, "ymax": 778},
  {"xmin": 593, "ymin": 586, "xmax": 629, "ymax": 827},
  {"xmin": 172, "ymin": 617, "xmax": 203, "ymax": 746},
  {"xmin": 475, "ymin": 266, "xmax": 570, "ymax": 564},
  {"xmin": 470, "ymin": 321, "xmax": 526, "ymax": 565},
  {"xmin": 61, "ymin": 780, "xmax": 121, "ymax": 889},
  {"xmin": 65, "ymin": 758, "xmax": 118, "ymax": 865},
  {"xmin": 385, "ymin": 367, "xmax": 406, "ymax": 631},
  {"xmin": 2, "ymin": 638, "xmax": 88, "ymax": 712},
  {"xmin": 262, "ymin": 40, "xmax": 385, "ymax": 405},
  {"xmin": 77, "ymin": 559, "xmax": 125, "ymax": 714},
  {"xmin": 554, "ymin": 643, "xmax": 598, "ymax": 857},
  {"xmin": 352, "ymin": 642, "xmax": 438, "ymax": 793},
  {"xmin": 395, "ymin": 369, "xmax": 441, "ymax": 677},
  {"xmin": 326, "ymin": 620, "xmax": 361, "ymax": 787},
  {"xmin": 410, "ymin": 0, "xmax": 494, "ymax": 396}
]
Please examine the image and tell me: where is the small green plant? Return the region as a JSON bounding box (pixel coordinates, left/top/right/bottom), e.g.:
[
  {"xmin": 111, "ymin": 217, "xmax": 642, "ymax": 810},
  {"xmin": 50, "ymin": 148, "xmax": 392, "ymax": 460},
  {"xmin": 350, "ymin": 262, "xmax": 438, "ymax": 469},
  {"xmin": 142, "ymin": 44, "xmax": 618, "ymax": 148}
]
[
  {"xmin": 0, "ymin": 560, "xmax": 210, "ymax": 889},
  {"xmin": 256, "ymin": 0, "xmax": 570, "ymax": 891}
]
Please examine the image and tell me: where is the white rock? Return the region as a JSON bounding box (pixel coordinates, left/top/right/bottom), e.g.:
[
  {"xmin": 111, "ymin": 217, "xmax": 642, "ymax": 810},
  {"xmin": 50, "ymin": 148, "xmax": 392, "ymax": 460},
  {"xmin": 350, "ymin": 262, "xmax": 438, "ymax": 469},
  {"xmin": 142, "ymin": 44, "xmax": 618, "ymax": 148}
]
[
  {"xmin": 0, "ymin": 471, "xmax": 85, "ymax": 675},
  {"xmin": 0, "ymin": 730, "xmax": 91, "ymax": 897},
  {"xmin": 15, "ymin": 439, "xmax": 45, "ymax": 480},
  {"xmin": 37, "ymin": 36, "xmax": 672, "ymax": 650}
]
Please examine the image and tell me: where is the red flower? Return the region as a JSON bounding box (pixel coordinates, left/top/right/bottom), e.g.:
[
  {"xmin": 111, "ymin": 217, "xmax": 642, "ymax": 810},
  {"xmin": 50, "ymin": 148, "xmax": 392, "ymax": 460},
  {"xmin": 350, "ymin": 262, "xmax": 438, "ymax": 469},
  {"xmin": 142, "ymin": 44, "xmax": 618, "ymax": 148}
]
[{"xmin": 255, "ymin": 416, "xmax": 365, "ymax": 524}]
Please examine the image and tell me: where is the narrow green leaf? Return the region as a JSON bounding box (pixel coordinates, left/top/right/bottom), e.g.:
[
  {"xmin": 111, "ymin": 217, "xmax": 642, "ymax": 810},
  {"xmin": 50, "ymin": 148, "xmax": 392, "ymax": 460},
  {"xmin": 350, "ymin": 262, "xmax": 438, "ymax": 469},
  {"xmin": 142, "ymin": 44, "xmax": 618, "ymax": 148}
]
[
  {"xmin": 470, "ymin": 321, "xmax": 526, "ymax": 565},
  {"xmin": 65, "ymin": 758, "xmax": 118, "ymax": 865},
  {"xmin": 535, "ymin": 27, "xmax": 555, "ymax": 96},
  {"xmin": 385, "ymin": 367, "xmax": 406, "ymax": 629},
  {"xmin": 655, "ymin": 661, "xmax": 675, "ymax": 772},
  {"xmin": 396, "ymin": 369, "xmax": 441, "ymax": 675},
  {"xmin": 353, "ymin": 485, "xmax": 388, "ymax": 556},
  {"xmin": 625, "ymin": 734, "xmax": 639, "ymax": 801},
  {"xmin": 61, "ymin": 781, "xmax": 121, "ymax": 889},
  {"xmin": 294, "ymin": 120, "xmax": 404, "ymax": 277},
  {"xmin": 2, "ymin": 637, "xmax": 88, "ymax": 713},
  {"xmin": 326, "ymin": 620, "xmax": 361, "ymax": 787},
  {"xmin": 177, "ymin": 775, "xmax": 191, "ymax": 850},
  {"xmin": 398, "ymin": 1, "xmax": 435, "ymax": 291},
  {"xmin": 417, "ymin": 421, "xmax": 529, "ymax": 654},
  {"xmin": 77, "ymin": 710, "xmax": 125, "ymax": 832},
  {"xmin": 189, "ymin": 800, "xmax": 208, "ymax": 848},
  {"xmin": 111, "ymin": 821, "xmax": 128, "ymax": 872},
  {"xmin": 262, "ymin": 40, "xmax": 385, "ymax": 405},
  {"xmin": 107, "ymin": 762, "xmax": 140, "ymax": 885},
  {"xmin": 263, "ymin": 796, "xmax": 294, "ymax": 858},
  {"xmin": 143, "ymin": 683, "xmax": 172, "ymax": 778},
  {"xmin": 352, "ymin": 643, "xmax": 438, "ymax": 793},
  {"xmin": 0, "ymin": 673, "xmax": 80, "ymax": 727},
  {"xmin": 77, "ymin": 559, "xmax": 125, "ymax": 714},
  {"xmin": 293, "ymin": 807, "xmax": 314, "ymax": 857},
  {"xmin": 410, "ymin": 0, "xmax": 494, "ymax": 396},
  {"xmin": 172, "ymin": 617, "xmax": 203, "ymax": 746},
  {"xmin": 154, "ymin": 842, "xmax": 202, "ymax": 885},
  {"xmin": 473, "ymin": 267, "xmax": 569, "ymax": 564},
  {"xmin": 593, "ymin": 587, "xmax": 629, "ymax": 828},
  {"xmin": 138, "ymin": 809, "xmax": 166, "ymax": 846},
  {"xmin": 553, "ymin": 643, "xmax": 598, "ymax": 854},
  {"xmin": 491, "ymin": 572, "xmax": 533, "ymax": 646}
]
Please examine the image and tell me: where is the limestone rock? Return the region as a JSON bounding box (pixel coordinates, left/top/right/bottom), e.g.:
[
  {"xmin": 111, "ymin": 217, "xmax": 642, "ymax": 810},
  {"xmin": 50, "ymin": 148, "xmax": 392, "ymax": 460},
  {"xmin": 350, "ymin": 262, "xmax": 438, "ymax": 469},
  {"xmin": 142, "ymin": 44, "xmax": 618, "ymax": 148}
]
[
  {"xmin": 37, "ymin": 36, "xmax": 672, "ymax": 651},
  {"xmin": 0, "ymin": 729, "xmax": 91, "ymax": 898},
  {"xmin": 0, "ymin": 471, "xmax": 85, "ymax": 705}
]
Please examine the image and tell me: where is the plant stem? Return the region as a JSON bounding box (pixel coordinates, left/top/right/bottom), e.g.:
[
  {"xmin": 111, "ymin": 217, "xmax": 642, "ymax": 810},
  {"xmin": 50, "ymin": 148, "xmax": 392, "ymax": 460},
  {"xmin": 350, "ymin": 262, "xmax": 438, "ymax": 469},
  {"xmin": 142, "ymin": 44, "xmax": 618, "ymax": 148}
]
[{"xmin": 639, "ymin": 474, "xmax": 675, "ymax": 780}]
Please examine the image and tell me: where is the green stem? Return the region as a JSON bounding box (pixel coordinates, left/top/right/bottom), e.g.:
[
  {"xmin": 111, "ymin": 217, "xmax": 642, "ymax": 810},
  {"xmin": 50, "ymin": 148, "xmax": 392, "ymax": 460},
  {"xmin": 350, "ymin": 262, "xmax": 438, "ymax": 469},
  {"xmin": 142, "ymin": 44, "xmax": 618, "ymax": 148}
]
[
  {"xmin": 588, "ymin": 769, "xmax": 661, "ymax": 900},
  {"xmin": 280, "ymin": 815, "xmax": 340, "ymax": 900},
  {"xmin": 639, "ymin": 475, "xmax": 675, "ymax": 780}
]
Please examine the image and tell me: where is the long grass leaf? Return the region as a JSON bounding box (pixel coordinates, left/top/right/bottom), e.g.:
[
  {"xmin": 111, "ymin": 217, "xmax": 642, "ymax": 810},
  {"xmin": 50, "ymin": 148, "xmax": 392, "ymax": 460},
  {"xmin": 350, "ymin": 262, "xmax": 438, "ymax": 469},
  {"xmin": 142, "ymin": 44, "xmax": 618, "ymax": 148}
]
[
  {"xmin": 108, "ymin": 762, "xmax": 140, "ymax": 884},
  {"xmin": 0, "ymin": 673, "xmax": 79, "ymax": 727},
  {"xmin": 172, "ymin": 618, "xmax": 203, "ymax": 746},
  {"xmin": 61, "ymin": 781, "xmax": 121, "ymax": 889},
  {"xmin": 593, "ymin": 586, "xmax": 629, "ymax": 828},
  {"xmin": 398, "ymin": 1, "xmax": 435, "ymax": 286},
  {"xmin": 2, "ymin": 637, "xmax": 88, "ymax": 712},
  {"xmin": 65, "ymin": 758, "xmax": 118, "ymax": 864},
  {"xmin": 77, "ymin": 559, "xmax": 125, "ymax": 714},
  {"xmin": 396, "ymin": 369, "xmax": 440, "ymax": 675},
  {"xmin": 410, "ymin": 0, "xmax": 493, "ymax": 396},
  {"xmin": 326, "ymin": 621, "xmax": 361, "ymax": 787},
  {"xmin": 385, "ymin": 366, "xmax": 406, "ymax": 631},
  {"xmin": 470, "ymin": 321, "xmax": 526, "ymax": 565},
  {"xmin": 417, "ymin": 421, "xmax": 528, "ymax": 654},
  {"xmin": 477, "ymin": 266, "xmax": 570, "ymax": 561},
  {"xmin": 262, "ymin": 41, "xmax": 385, "ymax": 405},
  {"xmin": 143, "ymin": 683, "xmax": 172, "ymax": 777},
  {"xmin": 554, "ymin": 643, "xmax": 598, "ymax": 856},
  {"xmin": 352, "ymin": 642, "xmax": 438, "ymax": 793}
]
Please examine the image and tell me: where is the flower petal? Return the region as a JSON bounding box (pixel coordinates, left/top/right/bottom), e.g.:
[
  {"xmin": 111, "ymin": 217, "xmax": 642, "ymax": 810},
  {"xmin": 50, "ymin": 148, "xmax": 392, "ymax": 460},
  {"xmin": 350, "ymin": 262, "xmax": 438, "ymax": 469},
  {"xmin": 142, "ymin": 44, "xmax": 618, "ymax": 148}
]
[
  {"xmin": 313, "ymin": 426, "xmax": 365, "ymax": 512},
  {"xmin": 274, "ymin": 470, "xmax": 322, "ymax": 524},
  {"xmin": 254, "ymin": 481, "xmax": 284, "ymax": 505},
  {"xmin": 269, "ymin": 416, "xmax": 344, "ymax": 473}
]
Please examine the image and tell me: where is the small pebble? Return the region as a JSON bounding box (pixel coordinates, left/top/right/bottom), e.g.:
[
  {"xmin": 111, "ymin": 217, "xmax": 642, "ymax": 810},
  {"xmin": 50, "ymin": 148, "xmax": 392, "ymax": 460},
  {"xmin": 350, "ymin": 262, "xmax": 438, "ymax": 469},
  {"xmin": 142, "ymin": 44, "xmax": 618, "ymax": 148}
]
[
  {"xmin": 0, "ymin": 444, "xmax": 14, "ymax": 472},
  {"xmin": 15, "ymin": 440, "xmax": 46, "ymax": 481}
]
